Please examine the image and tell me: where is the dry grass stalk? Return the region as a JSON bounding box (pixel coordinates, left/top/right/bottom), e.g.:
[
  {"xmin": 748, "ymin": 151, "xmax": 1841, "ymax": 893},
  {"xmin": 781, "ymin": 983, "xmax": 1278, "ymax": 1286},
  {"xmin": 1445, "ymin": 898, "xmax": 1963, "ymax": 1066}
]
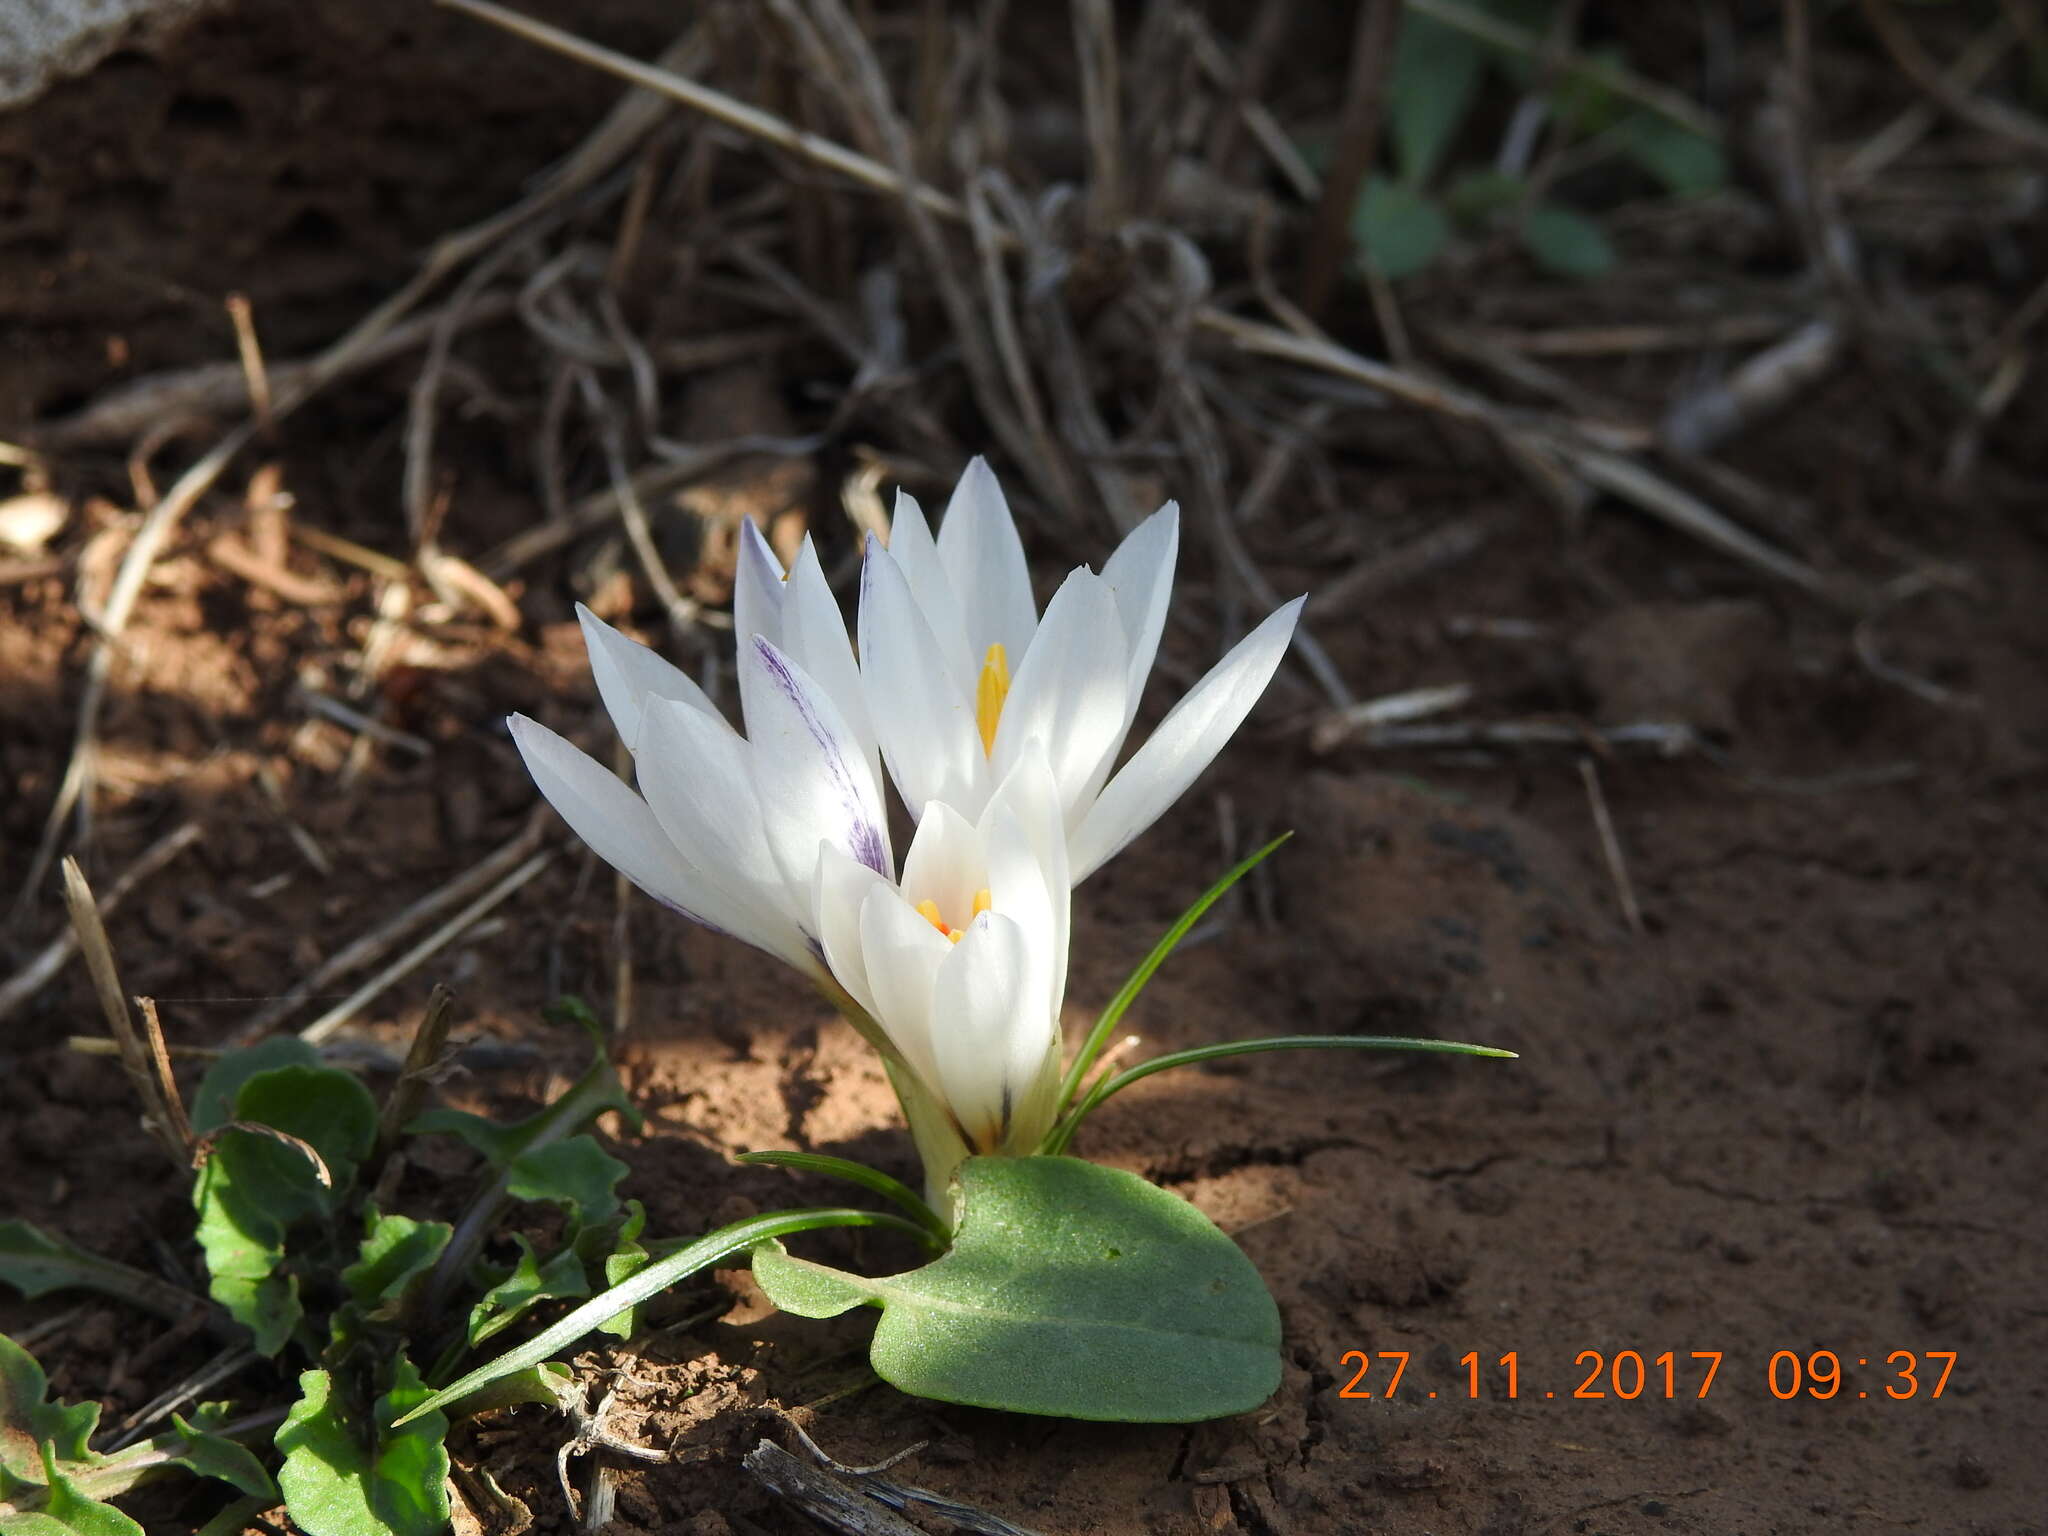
[{"xmin": 60, "ymin": 857, "xmax": 189, "ymax": 1169}]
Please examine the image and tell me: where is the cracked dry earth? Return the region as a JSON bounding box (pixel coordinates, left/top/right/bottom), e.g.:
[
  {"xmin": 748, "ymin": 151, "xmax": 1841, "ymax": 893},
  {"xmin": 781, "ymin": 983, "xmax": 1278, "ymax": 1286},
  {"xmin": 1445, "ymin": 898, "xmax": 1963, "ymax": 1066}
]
[{"xmin": 4, "ymin": 3, "xmax": 2048, "ymax": 1533}]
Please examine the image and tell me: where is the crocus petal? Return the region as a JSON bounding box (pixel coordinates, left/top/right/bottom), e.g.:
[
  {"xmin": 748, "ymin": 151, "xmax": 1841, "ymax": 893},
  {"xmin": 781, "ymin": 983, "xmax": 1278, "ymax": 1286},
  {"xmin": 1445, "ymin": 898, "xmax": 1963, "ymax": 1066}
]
[
  {"xmin": 813, "ymin": 840, "xmax": 887, "ymax": 1018},
  {"xmin": 741, "ymin": 636, "xmax": 892, "ymax": 883},
  {"xmin": 991, "ymin": 567, "xmax": 1129, "ymax": 827},
  {"xmin": 858, "ymin": 538, "xmax": 985, "ymax": 819},
  {"xmin": 1099, "ymin": 501, "xmax": 1180, "ymax": 725},
  {"xmin": 884, "ymin": 489, "xmax": 973, "ymax": 696},
  {"xmin": 733, "ymin": 518, "xmax": 787, "ymax": 653},
  {"xmin": 898, "ymin": 801, "xmax": 987, "ymax": 922},
  {"xmin": 929, "ymin": 912, "xmax": 1037, "ymax": 1153},
  {"xmin": 858, "ymin": 885, "xmax": 952, "ymax": 1096},
  {"xmin": 578, "ymin": 605, "xmax": 723, "ymax": 751},
  {"xmin": 509, "ymin": 714, "xmax": 800, "ymax": 969},
  {"xmin": 936, "ymin": 456, "xmax": 1038, "ymax": 664},
  {"xmin": 980, "ymin": 743, "xmax": 1069, "ymax": 1015},
  {"xmin": 1068, "ymin": 596, "xmax": 1304, "ymax": 882},
  {"xmin": 635, "ymin": 698, "xmax": 813, "ymax": 965},
  {"xmin": 781, "ymin": 535, "xmax": 878, "ymax": 783}
]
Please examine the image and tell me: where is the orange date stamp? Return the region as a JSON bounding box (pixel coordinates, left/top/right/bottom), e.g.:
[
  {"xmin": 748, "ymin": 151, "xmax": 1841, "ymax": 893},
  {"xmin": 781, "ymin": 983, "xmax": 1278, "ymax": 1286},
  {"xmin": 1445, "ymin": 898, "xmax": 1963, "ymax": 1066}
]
[{"xmin": 1336, "ymin": 1349, "xmax": 1958, "ymax": 1402}]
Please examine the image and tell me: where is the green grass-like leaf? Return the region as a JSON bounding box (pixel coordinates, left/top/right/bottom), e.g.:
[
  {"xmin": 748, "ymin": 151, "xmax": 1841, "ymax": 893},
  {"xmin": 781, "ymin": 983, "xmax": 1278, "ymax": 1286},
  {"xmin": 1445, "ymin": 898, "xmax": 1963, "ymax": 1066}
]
[
  {"xmin": 397, "ymin": 1207, "xmax": 927, "ymax": 1425},
  {"xmin": 1057, "ymin": 833, "xmax": 1292, "ymax": 1118},
  {"xmin": 734, "ymin": 1151, "xmax": 948, "ymax": 1245}
]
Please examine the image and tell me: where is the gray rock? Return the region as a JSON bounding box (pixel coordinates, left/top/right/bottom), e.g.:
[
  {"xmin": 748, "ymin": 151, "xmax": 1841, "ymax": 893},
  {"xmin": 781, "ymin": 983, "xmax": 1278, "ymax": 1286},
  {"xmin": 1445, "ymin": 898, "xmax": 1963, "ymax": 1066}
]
[{"xmin": 0, "ymin": 0, "xmax": 228, "ymax": 111}]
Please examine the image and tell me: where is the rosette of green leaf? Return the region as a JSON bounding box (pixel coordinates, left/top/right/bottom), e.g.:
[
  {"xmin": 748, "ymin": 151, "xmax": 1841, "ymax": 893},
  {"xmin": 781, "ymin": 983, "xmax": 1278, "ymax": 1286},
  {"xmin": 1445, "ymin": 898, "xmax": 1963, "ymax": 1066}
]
[{"xmin": 188, "ymin": 1049, "xmax": 379, "ymax": 1357}]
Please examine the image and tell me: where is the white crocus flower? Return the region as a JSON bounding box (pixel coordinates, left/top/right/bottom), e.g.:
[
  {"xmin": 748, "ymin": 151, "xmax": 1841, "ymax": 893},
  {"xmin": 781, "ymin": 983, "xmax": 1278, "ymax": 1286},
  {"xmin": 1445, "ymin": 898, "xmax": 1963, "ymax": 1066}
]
[
  {"xmin": 858, "ymin": 457, "xmax": 1303, "ymax": 882},
  {"xmin": 508, "ymin": 598, "xmax": 1073, "ymax": 1208}
]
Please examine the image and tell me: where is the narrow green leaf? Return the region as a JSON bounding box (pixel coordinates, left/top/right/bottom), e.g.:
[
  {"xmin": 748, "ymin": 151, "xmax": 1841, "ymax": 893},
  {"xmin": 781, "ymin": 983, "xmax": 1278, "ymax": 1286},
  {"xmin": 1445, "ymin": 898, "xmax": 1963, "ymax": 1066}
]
[
  {"xmin": 160, "ymin": 1415, "xmax": 278, "ymax": 1504},
  {"xmin": 1352, "ymin": 178, "xmax": 1450, "ymax": 280},
  {"xmin": 408, "ymin": 1018, "xmax": 640, "ymax": 1171},
  {"xmin": 1057, "ymin": 834, "xmax": 1292, "ymax": 1117},
  {"xmin": 1521, "ymin": 205, "xmax": 1615, "ymax": 278},
  {"xmin": 399, "ymin": 1207, "xmax": 926, "ymax": 1425},
  {"xmin": 275, "ymin": 1358, "xmax": 448, "ymax": 1536},
  {"xmin": 734, "ymin": 1152, "xmax": 947, "ymax": 1245},
  {"xmin": 1052, "ymin": 1035, "xmax": 1516, "ymax": 1153},
  {"xmin": 505, "ymin": 1137, "xmax": 628, "ymax": 1228},
  {"xmin": 753, "ymin": 1157, "xmax": 1280, "ymax": 1422},
  {"xmin": 0, "ymin": 1225, "xmax": 219, "ymax": 1332}
]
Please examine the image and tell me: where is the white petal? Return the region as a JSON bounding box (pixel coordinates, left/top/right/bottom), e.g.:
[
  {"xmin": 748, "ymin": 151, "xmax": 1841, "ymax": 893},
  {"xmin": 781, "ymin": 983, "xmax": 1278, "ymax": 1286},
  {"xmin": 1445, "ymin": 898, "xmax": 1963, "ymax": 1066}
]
[
  {"xmin": 990, "ymin": 567, "xmax": 1129, "ymax": 826},
  {"xmin": 859, "ymin": 885, "xmax": 952, "ymax": 1095},
  {"xmin": 740, "ymin": 636, "xmax": 892, "ymax": 884},
  {"xmin": 1069, "ymin": 596, "xmax": 1303, "ymax": 881},
  {"xmin": 898, "ymin": 801, "xmax": 987, "ymax": 922},
  {"xmin": 733, "ymin": 517, "xmax": 787, "ymax": 652},
  {"xmin": 1100, "ymin": 501, "xmax": 1180, "ymax": 722},
  {"xmin": 781, "ymin": 535, "xmax": 877, "ymax": 783},
  {"xmin": 980, "ymin": 744, "xmax": 1069, "ymax": 1013},
  {"xmin": 509, "ymin": 715, "xmax": 804, "ymax": 969},
  {"xmin": 578, "ymin": 605, "xmax": 721, "ymax": 751},
  {"xmin": 935, "ymin": 456, "xmax": 1038, "ymax": 664},
  {"xmin": 885, "ymin": 489, "xmax": 973, "ymax": 695},
  {"xmin": 813, "ymin": 841, "xmax": 887, "ymax": 1017},
  {"xmin": 858, "ymin": 538, "xmax": 988, "ymax": 820},
  {"xmin": 634, "ymin": 699, "xmax": 811, "ymax": 962},
  {"xmin": 930, "ymin": 913, "xmax": 1041, "ymax": 1152}
]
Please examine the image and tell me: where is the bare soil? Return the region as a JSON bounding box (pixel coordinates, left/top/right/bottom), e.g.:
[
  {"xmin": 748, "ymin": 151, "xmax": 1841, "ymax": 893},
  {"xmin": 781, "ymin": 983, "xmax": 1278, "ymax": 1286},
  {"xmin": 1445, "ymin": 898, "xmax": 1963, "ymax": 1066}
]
[{"xmin": 3, "ymin": 4, "xmax": 2045, "ymax": 1535}]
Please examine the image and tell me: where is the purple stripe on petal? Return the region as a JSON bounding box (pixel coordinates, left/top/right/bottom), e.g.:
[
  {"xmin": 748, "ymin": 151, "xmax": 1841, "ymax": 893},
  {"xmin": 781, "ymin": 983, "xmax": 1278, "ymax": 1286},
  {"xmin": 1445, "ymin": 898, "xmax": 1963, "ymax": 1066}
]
[{"xmin": 754, "ymin": 636, "xmax": 889, "ymax": 876}]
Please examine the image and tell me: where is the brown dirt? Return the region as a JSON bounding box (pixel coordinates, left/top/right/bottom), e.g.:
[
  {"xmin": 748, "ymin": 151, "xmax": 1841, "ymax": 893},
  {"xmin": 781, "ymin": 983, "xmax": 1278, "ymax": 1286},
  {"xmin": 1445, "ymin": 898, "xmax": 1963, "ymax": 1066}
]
[{"xmin": 4, "ymin": 4, "xmax": 2046, "ymax": 1535}]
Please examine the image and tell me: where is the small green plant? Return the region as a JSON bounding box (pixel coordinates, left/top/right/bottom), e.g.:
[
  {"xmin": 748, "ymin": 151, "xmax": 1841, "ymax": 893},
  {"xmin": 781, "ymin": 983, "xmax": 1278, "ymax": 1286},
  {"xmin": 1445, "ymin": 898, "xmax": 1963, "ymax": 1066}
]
[
  {"xmin": 1350, "ymin": 0, "xmax": 1728, "ymax": 280},
  {"xmin": 0, "ymin": 1001, "xmax": 885, "ymax": 1536}
]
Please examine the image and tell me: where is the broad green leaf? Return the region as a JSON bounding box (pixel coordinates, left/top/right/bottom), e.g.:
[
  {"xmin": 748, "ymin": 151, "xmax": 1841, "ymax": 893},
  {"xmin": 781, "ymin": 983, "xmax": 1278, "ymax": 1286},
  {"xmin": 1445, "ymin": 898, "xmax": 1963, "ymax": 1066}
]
[
  {"xmin": 0, "ymin": 1225, "xmax": 216, "ymax": 1331},
  {"xmin": 1522, "ymin": 204, "xmax": 1615, "ymax": 277},
  {"xmin": 1389, "ymin": 13, "xmax": 1487, "ymax": 185},
  {"xmin": 341, "ymin": 1211, "xmax": 451, "ymax": 1319},
  {"xmin": 594, "ymin": 1201, "xmax": 650, "ymax": 1341},
  {"xmin": 275, "ymin": 1359, "xmax": 448, "ymax": 1536},
  {"xmin": 1354, "ymin": 178, "xmax": 1451, "ymax": 281},
  {"xmin": 1610, "ymin": 112, "xmax": 1726, "ymax": 194},
  {"xmin": 399, "ymin": 1208, "xmax": 928, "ymax": 1425},
  {"xmin": 752, "ymin": 1157, "xmax": 1281, "ymax": 1422},
  {"xmin": 465, "ymin": 1237, "xmax": 589, "ymax": 1348},
  {"xmin": 192, "ymin": 1064, "xmax": 379, "ymax": 1355},
  {"xmin": 0, "ymin": 1447, "xmax": 141, "ymax": 1536},
  {"xmin": 190, "ymin": 1038, "xmax": 320, "ymax": 1135},
  {"xmin": 1551, "ymin": 47, "xmax": 1629, "ymax": 135},
  {"xmin": 230, "ymin": 1066, "xmax": 378, "ymax": 1202},
  {"xmin": 0, "ymin": 1337, "xmax": 100, "ymax": 1486},
  {"xmin": 505, "ymin": 1137, "xmax": 628, "ymax": 1228}
]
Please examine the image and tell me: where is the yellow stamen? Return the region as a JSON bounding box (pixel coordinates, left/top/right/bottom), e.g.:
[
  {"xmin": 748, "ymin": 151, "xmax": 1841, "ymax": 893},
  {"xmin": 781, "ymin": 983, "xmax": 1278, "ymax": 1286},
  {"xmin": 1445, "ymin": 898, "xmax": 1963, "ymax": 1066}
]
[
  {"xmin": 916, "ymin": 898, "xmax": 963, "ymax": 943},
  {"xmin": 974, "ymin": 642, "xmax": 1010, "ymax": 757},
  {"xmin": 971, "ymin": 888, "xmax": 992, "ymax": 917}
]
